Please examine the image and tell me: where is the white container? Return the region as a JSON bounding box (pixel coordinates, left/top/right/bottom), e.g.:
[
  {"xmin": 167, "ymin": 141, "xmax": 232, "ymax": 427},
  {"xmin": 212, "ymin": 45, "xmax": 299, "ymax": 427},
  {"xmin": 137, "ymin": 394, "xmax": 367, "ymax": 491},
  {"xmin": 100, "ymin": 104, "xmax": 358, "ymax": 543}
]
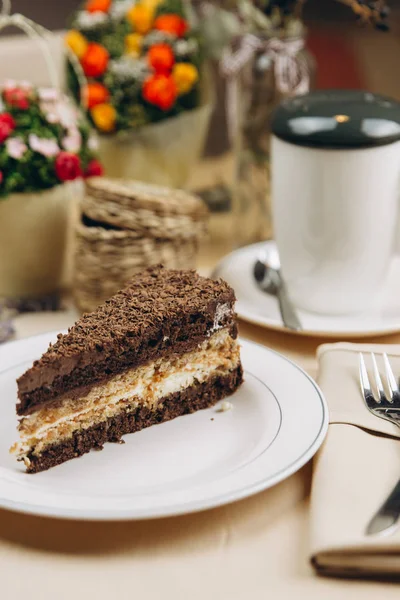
[
  {"xmin": 98, "ymin": 101, "xmax": 212, "ymax": 188},
  {"xmin": 0, "ymin": 181, "xmax": 81, "ymax": 298},
  {"xmin": 0, "ymin": 10, "xmax": 85, "ymax": 298},
  {"xmin": 271, "ymin": 90, "xmax": 400, "ymax": 315}
]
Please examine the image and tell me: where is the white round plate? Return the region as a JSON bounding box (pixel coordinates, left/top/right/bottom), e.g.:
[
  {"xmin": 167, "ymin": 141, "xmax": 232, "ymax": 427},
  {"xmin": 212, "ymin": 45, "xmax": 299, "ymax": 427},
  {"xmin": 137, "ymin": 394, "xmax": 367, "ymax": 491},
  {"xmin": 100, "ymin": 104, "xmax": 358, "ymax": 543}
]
[
  {"xmin": 0, "ymin": 331, "xmax": 327, "ymax": 521},
  {"xmin": 214, "ymin": 241, "xmax": 400, "ymax": 338}
]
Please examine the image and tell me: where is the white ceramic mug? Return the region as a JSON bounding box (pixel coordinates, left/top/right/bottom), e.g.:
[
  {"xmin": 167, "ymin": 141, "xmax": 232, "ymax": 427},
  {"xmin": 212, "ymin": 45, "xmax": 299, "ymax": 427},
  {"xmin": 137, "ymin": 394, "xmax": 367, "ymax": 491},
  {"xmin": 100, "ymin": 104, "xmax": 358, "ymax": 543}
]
[{"xmin": 271, "ymin": 91, "xmax": 400, "ymax": 315}]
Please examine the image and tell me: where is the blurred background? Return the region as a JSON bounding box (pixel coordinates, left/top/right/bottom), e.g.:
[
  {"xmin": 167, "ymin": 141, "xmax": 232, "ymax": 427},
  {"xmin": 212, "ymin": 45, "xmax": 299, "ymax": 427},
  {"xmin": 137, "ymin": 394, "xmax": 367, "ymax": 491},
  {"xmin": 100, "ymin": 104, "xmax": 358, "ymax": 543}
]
[
  {"xmin": 0, "ymin": 0, "xmax": 398, "ymax": 320},
  {"xmin": 5, "ymin": 0, "xmax": 400, "ymax": 97}
]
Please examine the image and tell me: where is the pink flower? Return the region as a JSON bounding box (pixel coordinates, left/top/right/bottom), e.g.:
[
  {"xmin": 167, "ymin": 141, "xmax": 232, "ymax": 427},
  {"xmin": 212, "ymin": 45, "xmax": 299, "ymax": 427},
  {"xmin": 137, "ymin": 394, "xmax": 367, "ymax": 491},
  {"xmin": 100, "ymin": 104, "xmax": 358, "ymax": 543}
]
[
  {"xmin": 3, "ymin": 79, "xmax": 17, "ymax": 90},
  {"xmin": 6, "ymin": 137, "xmax": 27, "ymax": 159},
  {"xmin": 4, "ymin": 87, "xmax": 30, "ymax": 110},
  {"xmin": 39, "ymin": 88, "xmax": 60, "ymax": 122},
  {"xmin": 57, "ymin": 102, "xmax": 78, "ymax": 129},
  {"xmin": 28, "ymin": 134, "xmax": 59, "ymax": 157},
  {"xmin": 38, "ymin": 88, "xmax": 58, "ymax": 102},
  {"xmin": 62, "ymin": 129, "xmax": 82, "ymax": 153}
]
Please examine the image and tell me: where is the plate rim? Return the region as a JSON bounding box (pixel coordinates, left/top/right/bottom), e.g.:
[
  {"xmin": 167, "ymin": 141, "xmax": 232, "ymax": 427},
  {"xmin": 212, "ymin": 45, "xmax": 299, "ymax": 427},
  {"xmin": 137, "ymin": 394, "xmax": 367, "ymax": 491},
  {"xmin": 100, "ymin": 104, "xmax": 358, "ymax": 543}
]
[
  {"xmin": 213, "ymin": 241, "xmax": 400, "ymax": 339},
  {"xmin": 0, "ymin": 333, "xmax": 328, "ymax": 521}
]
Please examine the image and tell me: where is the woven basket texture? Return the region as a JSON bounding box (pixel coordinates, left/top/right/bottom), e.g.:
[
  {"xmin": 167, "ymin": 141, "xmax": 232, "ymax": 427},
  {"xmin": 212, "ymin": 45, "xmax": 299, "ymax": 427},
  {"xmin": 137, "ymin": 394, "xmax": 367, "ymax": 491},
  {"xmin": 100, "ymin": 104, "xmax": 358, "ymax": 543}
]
[{"xmin": 73, "ymin": 178, "xmax": 208, "ymax": 313}]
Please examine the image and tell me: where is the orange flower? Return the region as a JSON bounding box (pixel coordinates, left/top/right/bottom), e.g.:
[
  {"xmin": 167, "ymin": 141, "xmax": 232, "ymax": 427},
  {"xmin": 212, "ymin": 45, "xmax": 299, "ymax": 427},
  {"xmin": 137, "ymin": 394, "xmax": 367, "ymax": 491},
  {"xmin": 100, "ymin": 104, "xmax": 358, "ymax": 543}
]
[
  {"xmin": 142, "ymin": 74, "xmax": 177, "ymax": 111},
  {"xmin": 154, "ymin": 14, "xmax": 188, "ymax": 37},
  {"xmin": 126, "ymin": 4, "xmax": 154, "ymax": 34},
  {"xmin": 65, "ymin": 30, "xmax": 88, "ymax": 58},
  {"xmin": 172, "ymin": 63, "xmax": 199, "ymax": 95},
  {"xmin": 81, "ymin": 43, "xmax": 109, "ymax": 77},
  {"xmin": 148, "ymin": 44, "xmax": 175, "ymax": 73},
  {"xmin": 86, "ymin": 0, "xmax": 111, "ymax": 12},
  {"xmin": 84, "ymin": 82, "xmax": 110, "ymax": 109},
  {"xmin": 91, "ymin": 103, "xmax": 117, "ymax": 132}
]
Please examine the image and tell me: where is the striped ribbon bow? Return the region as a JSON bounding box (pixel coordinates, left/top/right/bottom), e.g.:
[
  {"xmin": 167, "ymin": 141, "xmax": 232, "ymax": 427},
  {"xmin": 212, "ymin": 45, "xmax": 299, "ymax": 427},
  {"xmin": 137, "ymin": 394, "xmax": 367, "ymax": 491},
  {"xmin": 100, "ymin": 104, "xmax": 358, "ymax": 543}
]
[{"xmin": 221, "ymin": 33, "xmax": 310, "ymax": 140}]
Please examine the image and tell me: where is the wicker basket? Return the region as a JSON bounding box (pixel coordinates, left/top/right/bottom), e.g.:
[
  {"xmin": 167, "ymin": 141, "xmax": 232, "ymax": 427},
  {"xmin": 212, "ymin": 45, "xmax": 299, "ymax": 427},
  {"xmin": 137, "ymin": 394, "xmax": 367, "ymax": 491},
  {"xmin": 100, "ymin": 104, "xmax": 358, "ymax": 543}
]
[{"xmin": 73, "ymin": 178, "xmax": 208, "ymax": 313}]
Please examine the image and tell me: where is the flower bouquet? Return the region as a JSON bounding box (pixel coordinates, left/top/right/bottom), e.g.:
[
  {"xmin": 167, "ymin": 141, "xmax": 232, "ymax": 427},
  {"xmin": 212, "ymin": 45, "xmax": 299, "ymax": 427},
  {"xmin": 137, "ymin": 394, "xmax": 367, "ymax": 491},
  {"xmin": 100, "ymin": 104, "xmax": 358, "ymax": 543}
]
[
  {"xmin": 66, "ymin": 0, "xmax": 213, "ymax": 187},
  {"xmin": 0, "ymin": 80, "xmax": 102, "ymax": 297}
]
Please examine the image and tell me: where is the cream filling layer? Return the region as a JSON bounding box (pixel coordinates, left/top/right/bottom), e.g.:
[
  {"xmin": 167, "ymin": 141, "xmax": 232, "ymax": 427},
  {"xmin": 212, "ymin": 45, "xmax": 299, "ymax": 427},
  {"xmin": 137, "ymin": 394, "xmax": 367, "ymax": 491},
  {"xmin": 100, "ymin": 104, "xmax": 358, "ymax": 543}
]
[{"xmin": 12, "ymin": 328, "xmax": 240, "ymax": 460}]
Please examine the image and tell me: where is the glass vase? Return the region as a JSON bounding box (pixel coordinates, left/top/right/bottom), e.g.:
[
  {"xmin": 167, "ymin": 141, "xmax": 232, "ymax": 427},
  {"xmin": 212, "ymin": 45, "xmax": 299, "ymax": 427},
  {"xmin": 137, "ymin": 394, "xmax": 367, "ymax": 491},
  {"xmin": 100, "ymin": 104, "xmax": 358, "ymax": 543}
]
[{"xmin": 233, "ymin": 33, "xmax": 315, "ymax": 247}]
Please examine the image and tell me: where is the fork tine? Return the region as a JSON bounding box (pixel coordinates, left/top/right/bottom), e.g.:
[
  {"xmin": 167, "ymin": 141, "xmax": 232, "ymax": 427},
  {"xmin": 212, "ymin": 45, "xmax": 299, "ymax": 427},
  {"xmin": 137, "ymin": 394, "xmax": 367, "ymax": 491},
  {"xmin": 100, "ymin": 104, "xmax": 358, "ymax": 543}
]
[
  {"xmin": 359, "ymin": 353, "xmax": 370, "ymax": 393},
  {"xmin": 359, "ymin": 353, "xmax": 400, "ymax": 430},
  {"xmin": 371, "ymin": 353, "xmax": 388, "ymax": 403},
  {"xmin": 359, "ymin": 353, "xmax": 375, "ymax": 407},
  {"xmin": 383, "ymin": 353, "xmax": 398, "ymax": 403}
]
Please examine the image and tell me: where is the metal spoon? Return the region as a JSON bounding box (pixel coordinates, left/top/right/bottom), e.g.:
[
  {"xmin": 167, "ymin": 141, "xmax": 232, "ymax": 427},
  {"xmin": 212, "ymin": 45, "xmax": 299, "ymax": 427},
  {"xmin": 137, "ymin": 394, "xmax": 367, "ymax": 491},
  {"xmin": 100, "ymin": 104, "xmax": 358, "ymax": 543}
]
[{"xmin": 253, "ymin": 250, "xmax": 302, "ymax": 332}]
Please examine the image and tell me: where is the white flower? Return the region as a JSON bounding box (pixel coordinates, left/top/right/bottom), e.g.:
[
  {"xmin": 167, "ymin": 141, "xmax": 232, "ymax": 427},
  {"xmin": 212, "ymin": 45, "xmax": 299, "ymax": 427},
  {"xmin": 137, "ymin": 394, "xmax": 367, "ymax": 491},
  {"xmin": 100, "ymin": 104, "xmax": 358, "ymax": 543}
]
[
  {"xmin": 57, "ymin": 101, "xmax": 78, "ymax": 129},
  {"xmin": 109, "ymin": 57, "xmax": 150, "ymax": 82},
  {"xmin": 6, "ymin": 137, "xmax": 27, "ymax": 159},
  {"xmin": 88, "ymin": 135, "xmax": 99, "ymax": 151},
  {"xmin": 29, "ymin": 134, "xmax": 59, "ymax": 158},
  {"xmin": 62, "ymin": 129, "xmax": 82, "ymax": 153},
  {"xmin": 40, "ymin": 96, "xmax": 78, "ymax": 129},
  {"xmin": 145, "ymin": 31, "xmax": 175, "ymax": 46},
  {"xmin": 174, "ymin": 38, "xmax": 199, "ymax": 57},
  {"xmin": 44, "ymin": 111, "xmax": 60, "ymax": 124},
  {"xmin": 110, "ymin": 0, "xmax": 136, "ymax": 20},
  {"xmin": 39, "ymin": 89, "xmax": 61, "ymax": 123},
  {"xmin": 75, "ymin": 10, "xmax": 108, "ymax": 29}
]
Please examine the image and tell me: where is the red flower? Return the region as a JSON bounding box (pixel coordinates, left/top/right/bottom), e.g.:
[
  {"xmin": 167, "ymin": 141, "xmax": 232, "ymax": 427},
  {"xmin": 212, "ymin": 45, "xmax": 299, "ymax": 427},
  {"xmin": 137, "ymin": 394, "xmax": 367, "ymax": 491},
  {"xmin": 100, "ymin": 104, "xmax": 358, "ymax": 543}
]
[
  {"xmin": 148, "ymin": 44, "xmax": 175, "ymax": 73},
  {"xmin": 154, "ymin": 14, "xmax": 188, "ymax": 37},
  {"xmin": 86, "ymin": 0, "xmax": 111, "ymax": 12},
  {"xmin": 55, "ymin": 152, "xmax": 82, "ymax": 181},
  {"xmin": 0, "ymin": 171, "xmax": 3, "ymax": 184},
  {"xmin": 84, "ymin": 159, "xmax": 104, "ymax": 178},
  {"xmin": 0, "ymin": 112, "xmax": 16, "ymax": 143},
  {"xmin": 4, "ymin": 87, "xmax": 30, "ymax": 110},
  {"xmin": 84, "ymin": 82, "xmax": 109, "ymax": 109},
  {"xmin": 81, "ymin": 43, "xmax": 109, "ymax": 78},
  {"xmin": 142, "ymin": 74, "xmax": 177, "ymax": 111}
]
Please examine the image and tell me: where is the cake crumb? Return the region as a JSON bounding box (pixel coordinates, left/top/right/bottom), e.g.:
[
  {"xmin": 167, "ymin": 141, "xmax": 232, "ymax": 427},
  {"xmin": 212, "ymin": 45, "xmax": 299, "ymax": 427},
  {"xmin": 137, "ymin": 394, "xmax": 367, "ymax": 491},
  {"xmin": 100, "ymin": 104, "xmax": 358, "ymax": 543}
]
[{"xmin": 216, "ymin": 401, "xmax": 233, "ymax": 413}]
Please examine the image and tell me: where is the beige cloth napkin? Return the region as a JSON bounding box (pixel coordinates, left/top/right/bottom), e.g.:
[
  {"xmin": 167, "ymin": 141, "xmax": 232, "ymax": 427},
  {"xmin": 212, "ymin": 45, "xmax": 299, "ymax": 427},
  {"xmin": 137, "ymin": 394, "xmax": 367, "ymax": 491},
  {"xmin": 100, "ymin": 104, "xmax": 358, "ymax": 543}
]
[{"xmin": 311, "ymin": 343, "xmax": 400, "ymax": 578}]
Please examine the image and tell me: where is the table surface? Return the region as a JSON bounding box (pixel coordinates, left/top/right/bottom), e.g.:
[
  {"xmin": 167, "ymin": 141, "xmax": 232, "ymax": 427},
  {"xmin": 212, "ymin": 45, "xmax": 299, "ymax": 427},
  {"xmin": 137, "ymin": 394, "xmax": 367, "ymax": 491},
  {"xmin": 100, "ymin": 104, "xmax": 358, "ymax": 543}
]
[
  {"xmin": 2, "ymin": 28, "xmax": 400, "ymax": 599},
  {"xmin": 3, "ymin": 309, "xmax": 400, "ymax": 599}
]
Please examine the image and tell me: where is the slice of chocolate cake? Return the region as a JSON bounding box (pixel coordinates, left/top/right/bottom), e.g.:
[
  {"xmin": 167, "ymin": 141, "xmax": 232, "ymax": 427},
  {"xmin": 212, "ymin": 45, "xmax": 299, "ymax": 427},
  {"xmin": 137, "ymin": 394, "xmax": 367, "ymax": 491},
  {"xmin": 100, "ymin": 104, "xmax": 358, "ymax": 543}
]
[{"xmin": 11, "ymin": 266, "xmax": 243, "ymax": 473}]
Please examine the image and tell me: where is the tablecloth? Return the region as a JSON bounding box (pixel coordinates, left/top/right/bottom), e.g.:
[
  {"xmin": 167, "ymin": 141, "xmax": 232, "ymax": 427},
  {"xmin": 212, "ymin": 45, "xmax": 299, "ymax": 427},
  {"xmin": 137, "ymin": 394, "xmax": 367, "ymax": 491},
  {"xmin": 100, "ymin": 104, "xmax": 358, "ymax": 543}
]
[{"xmin": 2, "ymin": 311, "xmax": 400, "ymax": 599}]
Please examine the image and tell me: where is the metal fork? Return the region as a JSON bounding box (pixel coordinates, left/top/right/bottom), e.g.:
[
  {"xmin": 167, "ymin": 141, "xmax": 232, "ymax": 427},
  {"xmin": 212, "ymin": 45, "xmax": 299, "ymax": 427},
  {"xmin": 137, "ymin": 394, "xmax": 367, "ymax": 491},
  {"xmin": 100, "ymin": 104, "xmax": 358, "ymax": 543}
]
[
  {"xmin": 359, "ymin": 352, "xmax": 400, "ymax": 428},
  {"xmin": 359, "ymin": 353, "xmax": 400, "ymax": 535}
]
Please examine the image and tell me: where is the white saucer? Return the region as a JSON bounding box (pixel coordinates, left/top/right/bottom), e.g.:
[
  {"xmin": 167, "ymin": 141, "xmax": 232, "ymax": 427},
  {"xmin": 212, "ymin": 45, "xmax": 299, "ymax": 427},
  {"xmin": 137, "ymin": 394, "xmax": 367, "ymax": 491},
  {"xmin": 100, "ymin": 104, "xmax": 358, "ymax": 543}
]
[
  {"xmin": 0, "ymin": 331, "xmax": 327, "ymax": 520},
  {"xmin": 214, "ymin": 241, "xmax": 400, "ymax": 338}
]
